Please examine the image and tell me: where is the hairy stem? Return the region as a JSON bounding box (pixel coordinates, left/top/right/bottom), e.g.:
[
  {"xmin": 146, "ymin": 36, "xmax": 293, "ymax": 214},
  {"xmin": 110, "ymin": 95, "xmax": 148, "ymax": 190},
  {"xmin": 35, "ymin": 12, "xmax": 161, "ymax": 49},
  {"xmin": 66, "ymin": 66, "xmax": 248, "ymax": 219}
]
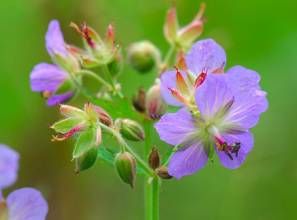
[
  {"xmin": 78, "ymin": 69, "xmax": 113, "ymax": 90},
  {"xmin": 144, "ymin": 121, "xmax": 160, "ymax": 220},
  {"xmin": 99, "ymin": 122, "xmax": 154, "ymax": 177}
]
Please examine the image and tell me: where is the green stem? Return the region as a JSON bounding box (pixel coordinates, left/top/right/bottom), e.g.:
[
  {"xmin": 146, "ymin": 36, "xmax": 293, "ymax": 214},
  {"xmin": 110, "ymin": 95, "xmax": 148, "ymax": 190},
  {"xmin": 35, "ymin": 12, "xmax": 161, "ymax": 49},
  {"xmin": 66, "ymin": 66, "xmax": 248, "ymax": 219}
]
[
  {"xmin": 143, "ymin": 121, "xmax": 160, "ymax": 220},
  {"xmin": 78, "ymin": 69, "xmax": 113, "ymax": 91},
  {"xmin": 99, "ymin": 122, "xmax": 154, "ymax": 177}
]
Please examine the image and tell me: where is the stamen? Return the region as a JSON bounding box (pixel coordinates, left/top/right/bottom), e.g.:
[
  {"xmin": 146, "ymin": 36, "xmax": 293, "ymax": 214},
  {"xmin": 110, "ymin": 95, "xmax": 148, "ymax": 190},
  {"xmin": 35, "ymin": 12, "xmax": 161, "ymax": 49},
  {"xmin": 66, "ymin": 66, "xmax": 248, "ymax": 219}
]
[
  {"xmin": 168, "ymin": 87, "xmax": 188, "ymax": 104},
  {"xmin": 194, "ymin": 68, "xmax": 207, "ymax": 88},
  {"xmin": 175, "ymin": 66, "xmax": 188, "ymax": 94}
]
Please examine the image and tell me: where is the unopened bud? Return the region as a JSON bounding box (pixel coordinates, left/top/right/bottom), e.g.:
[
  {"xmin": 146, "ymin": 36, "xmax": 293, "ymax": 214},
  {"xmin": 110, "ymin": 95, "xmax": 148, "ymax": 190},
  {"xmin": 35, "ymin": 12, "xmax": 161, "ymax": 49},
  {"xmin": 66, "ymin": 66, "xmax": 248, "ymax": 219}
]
[
  {"xmin": 145, "ymin": 82, "xmax": 167, "ymax": 120},
  {"xmin": 156, "ymin": 166, "xmax": 172, "ymax": 179},
  {"xmin": 116, "ymin": 119, "xmax": 145, "ymax": 141},
  {"xmin": 132, "ymin": 88, "xmax": 146, "ymax": 113},
  {"xmin": 148, "ymin": 147, "xmax": 160, "ymax": 170},
  {"xmin": 108, "ymin": 52, "xmax": 123, "ymax": 76},
  {"xmin": 84, "ymin": 103, "xmax": 113, "ymax": 126},
  {"xmin": 127, "ymin": 41, "xmax": 161, "ymax": 73},
  {"xmin": 115, "ymin": 152, "xmax": 136, "ymax": 188},
  {"xmin": 164, "ymin": 7, "xmax": 178, "ymax": 44},
  {"xmin": 74, "ymin": 147, "xmax": 98, "ymax": 173}
]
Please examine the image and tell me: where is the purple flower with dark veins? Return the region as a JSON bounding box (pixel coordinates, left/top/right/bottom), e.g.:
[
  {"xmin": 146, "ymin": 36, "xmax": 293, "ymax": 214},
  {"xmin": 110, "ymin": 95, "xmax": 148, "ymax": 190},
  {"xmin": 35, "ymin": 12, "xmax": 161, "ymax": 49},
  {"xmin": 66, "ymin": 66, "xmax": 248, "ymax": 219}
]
[
  {"xmin": 160, "ymin": 39, "xmax": 226, "ymax": 107},
  {"xmin": 0, "ymin": 144, "xmax": 48, "ymax": 220},
  {"xmin": 155, "ymin": 39, "xmax": 268, "ymax": 179},
  {"xmin": 30, "ymin": 20, "xmax": 80, "ymax": 106}
]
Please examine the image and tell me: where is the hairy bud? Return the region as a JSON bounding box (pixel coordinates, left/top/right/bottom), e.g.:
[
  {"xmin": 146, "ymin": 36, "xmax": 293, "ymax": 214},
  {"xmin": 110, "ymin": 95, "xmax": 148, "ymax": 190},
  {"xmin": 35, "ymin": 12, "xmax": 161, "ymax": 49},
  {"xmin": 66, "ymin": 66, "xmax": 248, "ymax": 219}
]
[
  {"xmin": 148, "ymin": 147, "xmax": 160, "ymax": 170},
  {"xmin": 116, "ymin": 119, "xmax": 145, "ymax": 141},
  {"xmin": 132, "ymin": 88, "xmax": 146, "ymax": 113},
  {"xmin": 74, "ymin": 147, "xmax": 98, "ymax": 174},
  {"xmin": 115, "ymin": 152, "xmax": 136, "ymax": 188},
  {"xmin": 156, "ymin": 166, "xmax": 172, "ymax": 179},
  {"xmin": 145, "ymin": 82, "xmax": 167, "ymax": 120},
  {"xmin": 127, "ymin": 41, "xmax": 161, "ymax": 73}
]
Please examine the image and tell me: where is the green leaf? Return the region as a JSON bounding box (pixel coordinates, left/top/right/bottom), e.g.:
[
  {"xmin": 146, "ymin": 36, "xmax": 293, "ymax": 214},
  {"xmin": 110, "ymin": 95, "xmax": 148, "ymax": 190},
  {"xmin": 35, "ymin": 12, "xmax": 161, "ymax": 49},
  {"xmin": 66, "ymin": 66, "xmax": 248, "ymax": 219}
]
[
  {"xmin": 51, "ymin": 117, "xmax": 83, "ymax": 134},
  {"xmin": 97, "ymin": 147, "xmax": 116, "ymax": 165},
  {"xmin": 73, "ymin": 128, "xmax": 97, "ymax": 159},
  {"xmin": 93, "ymin": 96, "xmax": 140, "ymax": 120}
]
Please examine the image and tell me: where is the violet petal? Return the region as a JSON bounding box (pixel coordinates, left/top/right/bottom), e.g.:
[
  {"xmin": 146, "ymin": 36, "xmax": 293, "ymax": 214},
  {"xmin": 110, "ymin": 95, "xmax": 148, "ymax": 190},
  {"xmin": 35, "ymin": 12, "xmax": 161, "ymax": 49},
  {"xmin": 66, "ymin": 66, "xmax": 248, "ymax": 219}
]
[
  {"xmin": 186, "ymin": 39, "xmax": 226, "ymax": 75},
  {"xmin": 30, "ymin": 63, "xmax": 68, "ymax": 92},
  {"xmin": 0, "ymin": 144, "xmax": 19, "ymax": 191},
  {"xmin": 168, "ymin": 142, "xmax": 208, "ymax": 179},
  {"xmin": 155, "ymin": 108, "xmax": 197, "ymax": 146},
  {"xmin": 7, "ymin": 188, "xmax": 48, "ymax": 220}
]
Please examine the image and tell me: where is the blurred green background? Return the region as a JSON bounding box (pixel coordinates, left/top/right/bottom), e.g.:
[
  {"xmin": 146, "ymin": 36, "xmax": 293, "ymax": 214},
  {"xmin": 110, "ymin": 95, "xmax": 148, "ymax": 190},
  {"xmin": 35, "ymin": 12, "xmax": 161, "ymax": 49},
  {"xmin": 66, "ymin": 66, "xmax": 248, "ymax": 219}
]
[{"xmin": 0, "ymin": 0, "xmax": 296, "ymax": 219}]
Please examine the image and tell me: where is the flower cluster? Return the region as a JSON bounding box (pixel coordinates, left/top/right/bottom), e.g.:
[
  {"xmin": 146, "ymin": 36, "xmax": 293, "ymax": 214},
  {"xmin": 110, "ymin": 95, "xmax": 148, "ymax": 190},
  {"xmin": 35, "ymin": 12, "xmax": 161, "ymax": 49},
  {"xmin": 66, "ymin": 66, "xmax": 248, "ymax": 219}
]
[
  {"xmin": 0, "ymin": 144, "xmax": 48, "ymax": 219},
  {"xmin": 155, "ymin": 39, "xmax": 268, "ymax": 179}
]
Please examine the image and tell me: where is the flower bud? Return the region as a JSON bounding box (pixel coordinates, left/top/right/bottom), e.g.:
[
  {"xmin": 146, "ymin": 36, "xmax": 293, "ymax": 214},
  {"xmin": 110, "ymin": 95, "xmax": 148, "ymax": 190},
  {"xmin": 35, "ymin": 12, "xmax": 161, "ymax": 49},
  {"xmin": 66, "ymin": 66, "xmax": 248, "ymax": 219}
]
[
  {"xmin": 116, "ymin": 119, "xmax": 145, "ymax": 141},
  {"xmin": 107, "ymin": 52, "xmax": 123, "ymax": 77},
  {"xmin": 115, "ymin": 152, "xmax": 136, "ymax": 188},
  {"xmin": 132, "ymin": 88, "xmax": 146, "ymax": 113},
  {"xmin": 148, "ymin": 147, "xmax": 160, "ymax": 170},
  {"xmin": 127, "ymin": 41, "xmax": 161, "ymax": 73},
  {"xmin": 74, "ymin": 147, "xmax": 98, "ymax": 173},
  {"xmin": 70, "ymin": 22, "xmax": 119, "ymax": 66},
  {"xmin": 163, "ymin": 3, "xmax": 205, "ymax": 50},
  {"xmin": 156, "ymin": 166, "xmax": 172, "ymax": 179},
  {"xmin": 84, "ymin": 103, "xmax": 113, "ymax": 126},
  {"xmin": 164, "ymin": 7, "xmax": 178, "ymax": 44},
  {"xmin": 145, "ymin": 82, "xmax": 167, "ymax": 120}
]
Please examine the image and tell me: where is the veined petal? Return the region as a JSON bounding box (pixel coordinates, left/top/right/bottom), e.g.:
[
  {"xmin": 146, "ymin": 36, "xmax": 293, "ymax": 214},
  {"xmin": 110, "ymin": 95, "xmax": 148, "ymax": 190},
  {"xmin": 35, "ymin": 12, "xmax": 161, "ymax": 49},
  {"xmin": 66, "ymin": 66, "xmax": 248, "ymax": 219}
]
[
  {"xmin": 216, "ymin": 131, "xmax": 253, "ymax": 169},
  {"xmin": 47, "ymin": 91, "xmax": 73, "ymax": 106},
  {"xmin": 195, "ymin": 74, "xmax": 233, "ymax": 121},
  {"xmin": 7, "ymin": 188, "xmax": 48, "ymax": 220},
  {"xmin": 30, "ymin": 63, "xmax": 68, "ymax": 92},
  {"xmin": 224, "ymin": 91, "xmax": 268, "ymax": 129},
  {"xmin": 223, "ymin": 65, "xmax": 268, "ymax": 129},
  {"xmin": 154, "ymin": 108, "xmax": 197, "ymax": 146},
  {"xmin": 186, "ymin": 39, "xmax": 226, "ymax": 75},
  {"xmin": 225, "ymin": 66, "xmax": 261, "ymax": 94},
  {"xmin": 168, "ymin": 142, "xmax": 208, "ymax": 179},
  {"xmin": 0, "ymin": 144, "xmax": 19, "ymax": 191},
  {"xmin": 160, "ymin": 70, "xmax": 187, "ymax": 106},
  {"xmin": 46, "ymin": 20, "xmax": 68, "ymax": 57}
]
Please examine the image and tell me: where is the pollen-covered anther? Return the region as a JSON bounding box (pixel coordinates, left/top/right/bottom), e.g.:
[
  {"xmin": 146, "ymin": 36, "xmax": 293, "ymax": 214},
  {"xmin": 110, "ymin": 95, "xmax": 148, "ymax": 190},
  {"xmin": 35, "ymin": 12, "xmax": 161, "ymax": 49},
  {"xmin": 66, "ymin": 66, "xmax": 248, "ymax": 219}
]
[
  {"xmin": 42, "ymin": 91, "xmax": 52, "ymax": 99},
  {"xmin": 194, "ymin": 68, "xmax": 207, "ymax": 88},
  {"xmin": 51, "ymin": 125, "xmax": 83, "ymax": 142}
]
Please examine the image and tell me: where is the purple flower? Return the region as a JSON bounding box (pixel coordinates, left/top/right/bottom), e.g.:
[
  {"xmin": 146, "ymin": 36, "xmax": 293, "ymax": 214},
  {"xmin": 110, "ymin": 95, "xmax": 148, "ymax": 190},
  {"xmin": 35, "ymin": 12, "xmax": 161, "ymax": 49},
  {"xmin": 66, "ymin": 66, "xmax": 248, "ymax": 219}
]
[
  {"xmin": 160, "ymin": 39, "xmax": 226, "ymax": 107},
  {"xmin": 0, "ymin": 144, "xmax": 48, "ymax": 219},
  {"xmin": 30, "ymin": 20, "xmax": 78, "ymax": 106},
  {"xmin": 155, "ymin": 46, "xmax": 268, "ymax": 178}
]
